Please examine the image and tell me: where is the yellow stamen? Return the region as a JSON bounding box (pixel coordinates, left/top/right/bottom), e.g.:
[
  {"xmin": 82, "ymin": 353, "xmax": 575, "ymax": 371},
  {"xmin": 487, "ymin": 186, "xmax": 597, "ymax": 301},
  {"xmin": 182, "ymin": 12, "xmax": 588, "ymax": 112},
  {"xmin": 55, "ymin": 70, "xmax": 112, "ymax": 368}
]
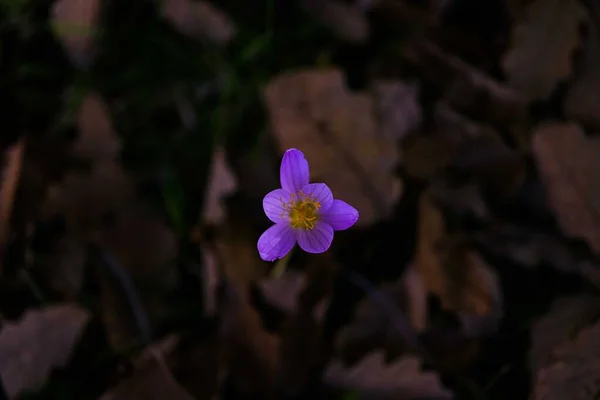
[{"xmin": 280, "ymin": 190, "xmax": 321, "ymax": 230}]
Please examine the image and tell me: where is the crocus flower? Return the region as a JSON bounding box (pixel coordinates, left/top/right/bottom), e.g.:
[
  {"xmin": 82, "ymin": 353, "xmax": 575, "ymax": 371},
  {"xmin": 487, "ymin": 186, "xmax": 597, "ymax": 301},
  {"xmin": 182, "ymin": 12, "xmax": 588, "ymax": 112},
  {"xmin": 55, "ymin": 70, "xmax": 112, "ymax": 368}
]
[{"xmin": 257, "ymin": 148, "xmax": 359, "ymax": 261}]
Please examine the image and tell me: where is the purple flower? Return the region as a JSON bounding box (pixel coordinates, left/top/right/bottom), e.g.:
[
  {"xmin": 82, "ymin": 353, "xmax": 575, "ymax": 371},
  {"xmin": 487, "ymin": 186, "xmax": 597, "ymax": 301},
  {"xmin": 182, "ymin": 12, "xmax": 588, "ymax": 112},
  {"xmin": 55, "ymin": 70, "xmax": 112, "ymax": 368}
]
[{"xmin": 257, "ymin": 148, "xmax": 359, "ymax": 261}]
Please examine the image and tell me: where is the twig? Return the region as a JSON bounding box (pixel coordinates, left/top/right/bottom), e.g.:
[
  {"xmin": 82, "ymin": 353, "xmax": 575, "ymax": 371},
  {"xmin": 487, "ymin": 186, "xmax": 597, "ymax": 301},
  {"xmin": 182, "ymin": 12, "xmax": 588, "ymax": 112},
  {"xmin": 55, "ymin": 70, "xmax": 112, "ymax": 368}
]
[{"xmin": 0, "ymin": 138, "xmax": 25, "ymax": 274}]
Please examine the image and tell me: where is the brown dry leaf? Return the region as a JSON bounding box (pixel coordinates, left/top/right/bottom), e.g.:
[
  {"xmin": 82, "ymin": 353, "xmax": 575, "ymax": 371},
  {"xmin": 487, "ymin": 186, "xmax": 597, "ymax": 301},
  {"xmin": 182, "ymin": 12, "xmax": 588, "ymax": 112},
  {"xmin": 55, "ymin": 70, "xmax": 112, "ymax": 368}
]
[
  {"xmin": 264, "ymin": 68, "xmax": 402, "ymax": 227},
  {"xmin": 100, "ymin": 207, "xmax": 178, "ymax": 282},
  {"xmin": 372, "ymin": 81, "xmax": 422, "ymax": 142},
  {"xmin": 99, "ymin": 338, "xmax": 195, "ymax": 400},
  {"xmin": 564, "ymin": 23, "xmax": 600, "ymax": 130},
  {"xmin": 219, "ymin": 280, "xmax": 280, "ymax": 395},
  {"xmin": 36, "ymin": 235, "xmax": 86, "ymax": 300},
  {"xmin": 324, "ymin": 351, "xmax": 453, "ymax": 399},
  {"xmin": 97, "ymin": 207, "xmax": 179, "ymax": 350},
  {"xmin": 201, "ymin": 243, "xmax": 220, "ymax": 317},
  {"xmin": 202, "ymin": 147, "xmax": 237, "ymax": 226},
  {"xmin": 46, "ymin": 160, "xmax": 136, "ymax": 234},
  {"xmin": 213, "ymin": 215, "xmax": 267, "ymax": 288},
  {"xmin": 0, "ymin": 304, "xmax": 90, "ymax": 398},
  {"xmin": 258, "ymin": 270, "xmax": 330, "ymax": 322},
  {"xmin": 73, "ymin": 94, "xmax": 120, "ymax": 160},
  {"xmin": 402, "ymin": 134, "xmax": 455, "ymax": 180},
  {"xmin": 530, "ymin": 295, "xmax": 600, "ymax": 373},
  {"xmin": 162, "ymin": 0, "xmax": 236, "ymax": 45},
  {"xmin": 531, "ymin": 122, "xmax": 600, "ymax": 253},
  {"xmin": 51, "ymin": 0, "xmax": 100, "ymax": 67},
  {"xmin": 402, "ymin": 41, "xmax": 529, "ymax": 126},
  {"xmin": 415, "ymin": 191, "xmax": 502, "ymax": 318},
  {"xmin": 501, "ymin": 0, "xmax": 585, "ymax": 100},
  {"xmin": 304, "ymin": 0, "xmax": 369, "ymax": 43},
  {"xmin": 402, "ymin": 102, "xmax": 511, "ymax": 181},
  {"xmin": 0, "ymin": 139, "xmax": 24, "ymax": 268},
  {"xmin": 533, "ymin": 317, "xmax": 600, "ymax": 400},
  {"xmin": 335, "ymin": 271, "xmax": 423, "ymax": 364},
  {"xmin": 43, "ymin": 95, "xmax": 130, "ymax": 231}
]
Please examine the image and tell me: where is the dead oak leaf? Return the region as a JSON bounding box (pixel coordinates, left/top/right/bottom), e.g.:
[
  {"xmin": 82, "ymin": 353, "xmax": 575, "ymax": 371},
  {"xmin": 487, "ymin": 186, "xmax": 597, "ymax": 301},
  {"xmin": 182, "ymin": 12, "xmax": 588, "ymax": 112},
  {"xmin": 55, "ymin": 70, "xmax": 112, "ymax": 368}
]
[
  {"xmin": 36, "ymin": 235, "xmax": 86, "ymax": 300},
  {"xmin": 416, "ymin": 191, "xmax": 502, "ymax": 319},
  {"xmin": 264, "ymin": 69, "xmax": 402, "ymax": 227},
  {"xmin": 402, "ymin": 41, "xmax": 529, "ymax": 126},
  {"xmin": 372, "ymin": 80, "xmax": 422, "ymax": 142},
  {"xmin": 45, "ymin": 160, "xmax": 135, "ymax": 234},
  {"xmin": 501, "ymin": 0, "xmax": 585, "ymax": 100},
  {"xmin": 99, "ymin": 340, "xmax": 195, "ymax": 400},
  {"xmin": 0, "ymin": 304, "xmax": 90, "ymax": 398},
  {"xmin": 219, "ymin": 280, "xmax": 280, "ymax": 395},
  {"xmin": 51, "ymin": 0, "xmax": 100, "ymax": 67},
  {"xmin": 324, "ymin": 351, "xmax": 453, "ymax": 399},
  {"xmin": 74, "ymin": 94, "xmax": 120, "ymax": 161},
  {"xmin": 335, "ymin": 272, "xmax": 422, "ymax": 364},
  {"xmin": 564, "ymin": 23, "xmax": 600, "ymax": 131},
  {"xmin": 258, "ymin": 270, "xmax": 330, "ymax": 322},
  {"xmin": 530, "ymin": 295, "xmax": 600, "ymax": 373},
  {"xmin": 533, "ymin": 318, "xmax": 600, "ymax": 400},
  {"xmin": 96, "ymin": 207, "xmax": 179, "ymax": 351},
  {"xmin": 532, "ymin": 122, "xmax": 600, "ymax": 253},
  {"xmin": 213, "ymin": 215, "xmax": 268, "ymax": 288}
]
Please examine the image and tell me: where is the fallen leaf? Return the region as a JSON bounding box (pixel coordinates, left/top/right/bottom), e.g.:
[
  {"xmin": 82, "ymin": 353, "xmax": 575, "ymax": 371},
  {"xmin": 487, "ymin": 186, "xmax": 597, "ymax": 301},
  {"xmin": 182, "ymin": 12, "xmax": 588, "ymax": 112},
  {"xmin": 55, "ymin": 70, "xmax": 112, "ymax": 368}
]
[
  {"xmin": 201, "ymin": 147, "xmax": 237, "ymax": 226},
  {"xmin": 564, "ymin": 23, "xmax": 600, "ymax": 130},
  {"xmin": 533, "ymin": 317, "xmax": 600, "ymax": 400},
  {"xmin": 162, "ymin": 0, "xmax": 236, "ymax": 45},
  {"xmin": 227, "ymin": 135, "xmax": 280, "ymax": 204},
  {"xmin": 0, "ymin": 304, "xmax": 90, "ymax": 398},
  {"xmin": 335, "ymin": 273, "xmax": 421, "ymax": 363},
  {"xmin": 201, "ymin": 243, "xmax": 220, "ymax": 317},
  {"xmin": 219, "ymin": 280, "xmax": 280, "ymax": 395},
  {"xmin": 303, "ymin": 0, "xmax": 369, "ymax": 43},
  {"xmin": 372, "ymin": 80, "xmax": 422, "ymax": 142},
  {"xmin": 415, "ymin": 191, "xmax": 502, "ymax": 319},
  {"xmin": 74, "ymin": 94, "xmax": 120, "ymax": 161},
  {"xmin": 36, "ymin": 235, "xmax": 86, "ymax": 299},
  {"xmin": 531, "ymin": 122, "xmax": 600, "ymax": 253},
  {"xmin": 98, "ymin": 338, "xmax": 195, "ymax": 400},
  {"xmin": 402, "ymin": 133, "xmax": 455, "ymax": 180},
  {"xmin": 402, "ymin": 102, "xmax": 511, "ymax": 181},
  {"xmin": 324, "ymin": 351, "xmax": 453, "ymax": 399},
  {"xmin": 48, "ymin": 160, "xmax": 136, "ymax": 234},
  {"xmin": 429, "ymin": 179, "xmax": 489, "ymax": 220},
  {"xmin": 401, "ymin": 41, "xmax": 529, "ymax": 126},
  {"xmin": 100, "ymin": 207, "xmax": 178, "ymax": 282},
  {"xmin": 264, "ymin": 68, "xmax": 402, "ymax": 226},
  {"xmin": 257, "ymin": 270, "xmax": 330, "ymax": 322},
  {"xmin": 501, "ymin": 0, "xmax": 585, "ymax": 100},
  {"xmin": 530, "ymin": 295, "xmax": 600, "ymax": 373},
  {"xmin": 51, "ymin": 0, "xmax": 100, "ymax": 67},
  {"xmin": 213, "ymin": 215, "xmax": 267, "ymax": 289},
  {"xmin": 97, "ymin": 207, "xmax": 179, "ymax": 350}
]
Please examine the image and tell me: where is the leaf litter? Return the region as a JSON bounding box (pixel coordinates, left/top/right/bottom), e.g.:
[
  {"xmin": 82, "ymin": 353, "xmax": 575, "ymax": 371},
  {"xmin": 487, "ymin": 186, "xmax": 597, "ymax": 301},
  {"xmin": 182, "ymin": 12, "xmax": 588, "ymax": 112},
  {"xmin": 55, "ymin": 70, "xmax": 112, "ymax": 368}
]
[{"xmin": 4, "ymin": 0, "xmax": 600, "ymax": 398}]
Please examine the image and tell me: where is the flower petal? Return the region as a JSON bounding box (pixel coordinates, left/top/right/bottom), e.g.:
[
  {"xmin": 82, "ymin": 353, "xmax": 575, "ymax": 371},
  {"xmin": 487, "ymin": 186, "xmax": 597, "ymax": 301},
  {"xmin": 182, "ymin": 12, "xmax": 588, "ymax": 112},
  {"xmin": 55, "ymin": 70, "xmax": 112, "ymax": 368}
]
[
  {"xmin": 320, "ymin": 200, "xmax": 359, "ymax": 230},
  {"xmin": 300, "ymin": 183, "xmax": 334, "ymax": 211},
  {"xmin": 263, "ymin": 188, "xmax": 290, "ymax": 223},
  {"xmin": 257, "ymin": 223, "xmax": 296, "ymax": 261},
  {"xmin": 280, "ymin": 148, "xmax": 309, "ymax": 193},
  {"xmin": 295, "ymin": 221, "xmax": 334, "ymax": 254}
]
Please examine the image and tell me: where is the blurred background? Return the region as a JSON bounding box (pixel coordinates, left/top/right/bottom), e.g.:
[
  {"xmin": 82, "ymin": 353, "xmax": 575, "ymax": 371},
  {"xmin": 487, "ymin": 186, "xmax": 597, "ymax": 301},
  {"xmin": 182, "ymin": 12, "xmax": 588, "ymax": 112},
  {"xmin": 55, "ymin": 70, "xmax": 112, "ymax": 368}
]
[{"xmin": 1, "ymin": 0, "xmax": 600, "ymax": 399}]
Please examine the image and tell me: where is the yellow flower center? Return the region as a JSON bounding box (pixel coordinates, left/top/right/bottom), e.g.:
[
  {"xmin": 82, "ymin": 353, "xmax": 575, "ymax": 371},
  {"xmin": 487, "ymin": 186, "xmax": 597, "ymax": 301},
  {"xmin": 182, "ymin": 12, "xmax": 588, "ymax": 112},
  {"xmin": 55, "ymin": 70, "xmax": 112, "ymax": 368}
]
[{"xmin": 281, "ymin": 191, "xmax": 321, "ymax": 230}]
